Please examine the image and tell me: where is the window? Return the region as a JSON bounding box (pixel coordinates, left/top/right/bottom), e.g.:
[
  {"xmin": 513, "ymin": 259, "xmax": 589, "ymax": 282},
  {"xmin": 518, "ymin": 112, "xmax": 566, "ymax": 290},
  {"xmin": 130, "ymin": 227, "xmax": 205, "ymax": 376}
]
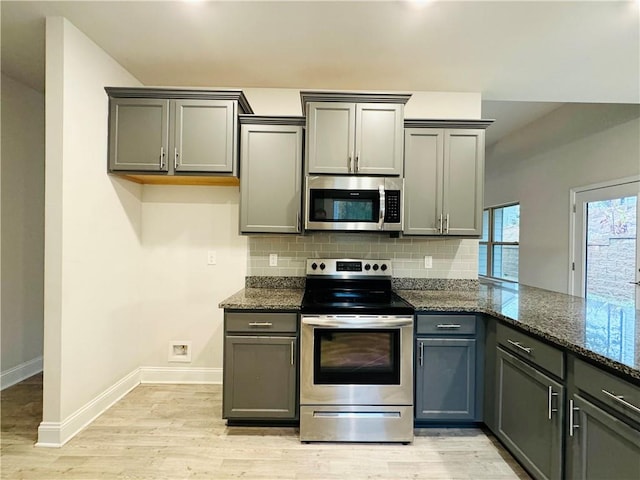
[{"xmin": 479, "ymin": 204, "xmax": 520, "ymax": 282}]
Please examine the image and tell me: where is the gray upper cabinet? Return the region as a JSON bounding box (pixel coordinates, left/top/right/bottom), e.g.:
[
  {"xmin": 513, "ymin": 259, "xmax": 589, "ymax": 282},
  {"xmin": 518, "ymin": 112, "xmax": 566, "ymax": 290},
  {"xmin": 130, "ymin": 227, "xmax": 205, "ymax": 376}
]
[
  {"xmin": 301, "ymin": 91, "xmax": 411, "ymax": 176},
  {"xmin": 173, "ymin": 99, "xmax": 235, "ymax": 173},
  {"xmin": 106, "ymin": 87, "xmax": 252, "ymax": 178},
  {"xmin": 403, "ymin": 120, "xmax": 492, "ymax": 236},
  {"xmin": 239, "ymin": 116, "xmax": 304, "ymax": 234},
  {"xmin": 108, "ymin": 97, "xmax": 170, "ymax": 172}
]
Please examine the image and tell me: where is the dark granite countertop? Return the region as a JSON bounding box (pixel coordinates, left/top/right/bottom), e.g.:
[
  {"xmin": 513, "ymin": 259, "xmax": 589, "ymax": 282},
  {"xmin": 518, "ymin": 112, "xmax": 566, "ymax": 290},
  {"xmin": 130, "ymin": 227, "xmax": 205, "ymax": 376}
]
[{"xmin": 219, "ymin": 281, "xmax": 640, "ymax": 383}]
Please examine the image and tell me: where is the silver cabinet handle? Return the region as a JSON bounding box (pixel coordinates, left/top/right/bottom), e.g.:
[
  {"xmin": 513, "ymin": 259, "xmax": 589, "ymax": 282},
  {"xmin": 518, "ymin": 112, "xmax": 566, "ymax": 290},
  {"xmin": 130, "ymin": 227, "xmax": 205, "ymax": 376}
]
[
  {"xmin": 419, "ymin": 341, "xmax": 424, "ymax": 367},
  {"xmin": 290, "ymin": 340, "xmax": 295, "ymax": 366},
  {"xmin": 355, "ymin": 151, "xmax": 360, "ymax": 172},
  {"xmin": 174, "ymin": 147, "xmax": 179, "ymax": 170},
  {"xmin": 507, "ymin": 339, "xmax": 532, "ymax": 354},
  {"xmin": 628, "ymin": 281, "xmax": 640, "ymax": 285},
  {"xmin": 548, "ymin": 386, "xmax": 559, "ymax": 420},
  {"xmin": 438, "ymin": 214, "xmax": 443, "ymax": 234},
  {"xmin": 569, "ymin": 399, "xmax": 580, "ymax": 436},
  {"xmin": 436, "ymin": 324, "xmax": 461, "ymax": 329},
  {"xmin": 160, "ymin": 146, "xmax": 165, "ymax": 170},
  {"xmin": 297, "ymin": 211, "xmax": 301, "ymax": 232},
  {"xmin": 248, "ymin": 322, "xmax": 273, "ymax": 327},
  {"xmin": 348, "ymin": 153, "xmax": 353, "ymax": 173},
  {"xmin": 378, "ymin": 185, "xmax": 385, "ymax": 230},
  {"xmin": 601, "ymin": 389, "xmax": 640, "ymax": 414},
  {"xmin": 445, "ymin": 213, "xmax": 450, "ymax": 234}
]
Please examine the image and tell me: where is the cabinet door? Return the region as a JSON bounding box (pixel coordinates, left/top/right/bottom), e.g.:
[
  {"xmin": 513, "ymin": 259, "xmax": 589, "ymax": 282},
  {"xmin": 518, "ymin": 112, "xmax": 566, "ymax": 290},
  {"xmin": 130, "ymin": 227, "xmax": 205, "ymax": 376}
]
[
  {"xmin": 355, "ymin": 103, "xmax": 403, "ymax": 175},
  {"xmin": 568, "ymin": 394, "xmax": 640, "ymax": 480},
  {"xmin": 173, "ymin": 99, "xmax": 236, "ymax": 173},
  {"xmin": 108, "ymin": 98, "xmax": 169, "ymax": 172},
  {"xmin": 240, "ymin": 124, "xmax": 303, "ymax": 233},
  {"xmin": 416, "ymin": 338, "xmax": 476, "ymax": 421},
  {"xmin": 403, "ymin": 128, "xmax": 444, "ymax": 235},
  {"xmin": 496, "ymin": 347, "xmax": 564, "ymax": 480},
  {"xmin": 442, "ymin": 129, "xmax": 485, "ymax": 236},
  {"xmin": 223, "ymin": 336, "xmax": 297, "ymax": 420},
  {"xmin": 306, "ymin": 102, "xmax": 355, "ymax": 174}
]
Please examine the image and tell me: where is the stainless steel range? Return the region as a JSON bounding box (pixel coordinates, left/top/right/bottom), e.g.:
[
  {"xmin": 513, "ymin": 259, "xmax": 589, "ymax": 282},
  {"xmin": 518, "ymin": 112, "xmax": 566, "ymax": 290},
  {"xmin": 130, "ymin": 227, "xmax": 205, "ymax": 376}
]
[{"xmin": 299, "ymin": 258, "xmax": 414, "ymax": 443}]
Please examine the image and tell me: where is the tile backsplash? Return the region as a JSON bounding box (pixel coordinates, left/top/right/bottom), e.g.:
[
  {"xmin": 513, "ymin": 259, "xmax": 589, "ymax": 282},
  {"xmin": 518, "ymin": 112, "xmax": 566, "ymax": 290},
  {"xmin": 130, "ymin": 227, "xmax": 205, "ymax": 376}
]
[{"xmin": 248, "ymin": 233, "xmax": 478, "ymax": 279}]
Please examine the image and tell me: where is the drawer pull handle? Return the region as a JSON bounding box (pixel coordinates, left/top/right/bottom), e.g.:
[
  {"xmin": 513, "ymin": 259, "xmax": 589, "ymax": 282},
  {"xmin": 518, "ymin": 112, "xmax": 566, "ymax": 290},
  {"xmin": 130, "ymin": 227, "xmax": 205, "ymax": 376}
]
[
  {"xmin": 548, "ymin": 386, "xmax": 559, "ymax": 420},
  {"xmin": 601, "ymin": 389, "xmax": 640, "ymax": 414},
  {"xmin": 248, "ymin": 322, "xmax": 273, "ymax": 327},
  {"xmin": 569, "ymin": 399, "xmax": 580, "ymax": 436},
  {"xmin": 507, "ymin": 339, "xmax": 532, "ymax": 354},
  {"xmin": 436, "ymin": 324, "xmax": 461, "ymax": 329}
]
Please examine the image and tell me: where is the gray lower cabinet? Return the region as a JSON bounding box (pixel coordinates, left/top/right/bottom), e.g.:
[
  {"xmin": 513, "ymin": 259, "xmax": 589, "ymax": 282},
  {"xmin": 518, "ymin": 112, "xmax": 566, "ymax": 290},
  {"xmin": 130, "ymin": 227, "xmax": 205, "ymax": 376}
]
[
  {"xmin": 415, "ymin": 314, "xmax": 481, "ymax": 422},
  {"xmin": 403, "ymin": 121, "xmax": 492, "ymax": 236},
  {"xmin": 223, "ymin": 312, "xmax": 298, "ymax": 421},
  {"xmin": 106, "ymin": 88, "xmax": 252, "ymax": 176},
  {"xmin": 568, "ymin": 394, "xmax": 640, "ymax": 480},
  {"xmin": 566, "ymin": 357, "xmax": 640, "ymax": 479},
  {"xmin": 496, "ymin": 346, "xmax": 564, "ymax": 480},
  {"xmin": 239, "ymin": 116, "xmax": 304, "ymax": 233}
]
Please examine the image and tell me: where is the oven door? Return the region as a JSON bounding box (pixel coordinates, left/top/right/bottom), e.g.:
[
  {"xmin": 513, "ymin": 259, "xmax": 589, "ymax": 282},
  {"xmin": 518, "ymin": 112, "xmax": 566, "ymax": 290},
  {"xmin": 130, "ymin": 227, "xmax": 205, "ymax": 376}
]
[{"xmin": 300, "ymin": 315, "xmax": 414, "ymax": 406}]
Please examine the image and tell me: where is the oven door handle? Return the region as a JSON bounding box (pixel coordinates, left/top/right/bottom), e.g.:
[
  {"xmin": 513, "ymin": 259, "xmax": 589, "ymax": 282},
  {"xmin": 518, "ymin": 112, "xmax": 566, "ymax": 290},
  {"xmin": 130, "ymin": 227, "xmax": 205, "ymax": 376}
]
[{"xmin": 302, "ymin": 316, "xmax": 413, "ymax": 328}]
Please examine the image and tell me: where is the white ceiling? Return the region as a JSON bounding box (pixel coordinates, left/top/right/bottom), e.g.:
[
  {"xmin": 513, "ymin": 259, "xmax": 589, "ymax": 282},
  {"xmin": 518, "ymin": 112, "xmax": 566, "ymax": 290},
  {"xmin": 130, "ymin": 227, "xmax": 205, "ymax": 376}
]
[{"xmin": 2, "ymin": 0, "xmax": 639, "ymax": 145}]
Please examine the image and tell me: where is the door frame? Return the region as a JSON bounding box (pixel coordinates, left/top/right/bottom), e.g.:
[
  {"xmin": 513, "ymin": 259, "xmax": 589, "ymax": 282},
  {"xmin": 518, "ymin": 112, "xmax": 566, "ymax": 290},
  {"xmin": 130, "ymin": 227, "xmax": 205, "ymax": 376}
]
[{"xmin": 568, "ymin": 175, "xmax": 640, "ymax": 296}]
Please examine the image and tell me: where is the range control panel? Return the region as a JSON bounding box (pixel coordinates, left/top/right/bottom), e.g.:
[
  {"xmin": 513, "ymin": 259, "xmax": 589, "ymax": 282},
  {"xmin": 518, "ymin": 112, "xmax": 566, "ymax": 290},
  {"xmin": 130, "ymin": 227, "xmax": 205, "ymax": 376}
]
[{"xmin": 306, "ymin": 258, "xmax": 392, "ymax": 277}]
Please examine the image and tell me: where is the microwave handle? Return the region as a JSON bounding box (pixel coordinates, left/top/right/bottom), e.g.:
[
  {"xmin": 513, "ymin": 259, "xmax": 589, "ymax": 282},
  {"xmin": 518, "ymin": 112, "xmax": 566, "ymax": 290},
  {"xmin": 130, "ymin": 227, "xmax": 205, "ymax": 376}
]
[{"xmin": 378, "ymin": 185, "xmax": 385, "ymax": 230}]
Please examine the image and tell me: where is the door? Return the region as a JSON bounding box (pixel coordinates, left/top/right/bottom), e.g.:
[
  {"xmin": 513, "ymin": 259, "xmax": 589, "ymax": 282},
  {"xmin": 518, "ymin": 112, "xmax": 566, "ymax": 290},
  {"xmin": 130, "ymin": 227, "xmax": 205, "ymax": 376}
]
[
  {"xmin": 572, "ymin": 180, "xmax": 639, "ymax": 364},
  {"xmin": 173, "ymin": 99, "xmax": 235, "ymax": 173},
  {"xmin": 223, "ymin": 335, "xmax": 297, "ymax": 419},
  {"xmin": 573, "ymin": 180, "xmax": 639, "ymax": 304},
  {"xmin": 355, "ymin": 103, "xmax": 404, "ymax": 176},
  {"xmin": 569, "ymin": 394, "xmax": 640, "ymax": 480},
  {"xmin": 403, "ymin": 128, "xmax": 443, "ymax": 235},
  {"xmin": 415, "ymin": 338, "xmax": 476, "ymax": 421},
  {"xmin": 108, "ymin": 98, "xmax": 169, "ymax": 172},
  {"xmin": 496, "ymin": 347, "xmax": 564, "ymax": 480},
  {"xmin": 240, "ymin": 123, "xmax": 302, "ymax": 233},
  {"xmin": 306, "ymin": 102, "xmax": 355, "ymax": 174}
]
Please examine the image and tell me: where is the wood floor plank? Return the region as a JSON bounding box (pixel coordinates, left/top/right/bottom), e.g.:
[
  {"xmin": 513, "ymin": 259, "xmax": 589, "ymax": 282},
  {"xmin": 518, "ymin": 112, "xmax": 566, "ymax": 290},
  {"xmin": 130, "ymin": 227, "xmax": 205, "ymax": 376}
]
[{"xmin": 1, "ymin": 375, "xmax": 531, "ymax": 479}]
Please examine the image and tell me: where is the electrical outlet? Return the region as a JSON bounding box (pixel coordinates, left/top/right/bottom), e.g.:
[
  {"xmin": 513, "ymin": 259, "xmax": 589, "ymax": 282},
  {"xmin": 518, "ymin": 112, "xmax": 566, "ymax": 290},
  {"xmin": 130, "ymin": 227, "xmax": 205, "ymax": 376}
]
[
  {"xmin": 207, "ymin": 250, "xmax": 216, "ymax": 265},
  {"xmin": 269, "ymin": 253, "xmax": 278, "ymax": 267},
  {"xmin": 168, "ymin": 341, "xmax": 192, "ymax": 363},
  {"xmin": 424, "ymin": 256, "xmax": 433, "ymax": 268}
]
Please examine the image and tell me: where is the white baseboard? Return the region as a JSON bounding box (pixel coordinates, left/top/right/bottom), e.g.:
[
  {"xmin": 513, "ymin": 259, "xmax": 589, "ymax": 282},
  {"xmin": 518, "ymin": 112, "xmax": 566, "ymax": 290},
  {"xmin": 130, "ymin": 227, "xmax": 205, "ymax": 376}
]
[
  {"xmin": 36, "ymin": 368, "xmax": 141, "ymax": 448},
  {"xmin": 140, "ymin": 366, "xmax": 222, "ymax": 384},
  {"xmin": 35, "ymin": 366, "xmax": 222, "ymax": 447},
  {"xmin": 1, "ymin": 356, "xmax": 43, "ymax": 390}
]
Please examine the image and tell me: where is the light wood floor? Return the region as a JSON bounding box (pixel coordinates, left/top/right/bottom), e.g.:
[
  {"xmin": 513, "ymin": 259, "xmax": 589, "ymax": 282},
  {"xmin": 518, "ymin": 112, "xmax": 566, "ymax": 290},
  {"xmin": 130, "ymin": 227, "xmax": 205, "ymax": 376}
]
[{"xmin": 1, "ymin": 374, "xmax": 530, "ymax": 479}]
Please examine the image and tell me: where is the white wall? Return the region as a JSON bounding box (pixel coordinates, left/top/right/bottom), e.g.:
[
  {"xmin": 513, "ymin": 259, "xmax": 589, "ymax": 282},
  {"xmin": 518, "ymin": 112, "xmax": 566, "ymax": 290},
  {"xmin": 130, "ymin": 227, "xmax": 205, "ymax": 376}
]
[
  {"xmin": 0, "ymin": 74, "xmax": 45, "ymax": 388},
  {"xmin": 485, "ymin": 104, "xmax": 640, "ymax": 293},
  {"xmin": 139, "ymin": 186, "xmax": 247, "ymax": 372},
  {"xmin": 40, "ymin": 17, "xmax": 144, "ymax": 442}
]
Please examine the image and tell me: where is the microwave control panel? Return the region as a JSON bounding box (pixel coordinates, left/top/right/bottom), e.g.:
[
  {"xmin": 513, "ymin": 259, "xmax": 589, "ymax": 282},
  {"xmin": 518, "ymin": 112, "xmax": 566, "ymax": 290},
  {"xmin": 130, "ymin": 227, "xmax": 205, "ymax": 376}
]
[{"xmin": 385, "ymin": 191, "xmax": 401, "ymax": 223}]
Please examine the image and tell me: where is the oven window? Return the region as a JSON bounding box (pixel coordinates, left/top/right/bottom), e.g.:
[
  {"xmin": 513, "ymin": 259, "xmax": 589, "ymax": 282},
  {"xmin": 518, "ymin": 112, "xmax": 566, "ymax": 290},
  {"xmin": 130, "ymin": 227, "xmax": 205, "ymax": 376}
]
[
  {"xmin": 313, "ymin": 328, "xmax": 400, "ymax": 385},
  {"xmin": 310, "ymin": 189, "xmax": 379, "ymax": 223}
]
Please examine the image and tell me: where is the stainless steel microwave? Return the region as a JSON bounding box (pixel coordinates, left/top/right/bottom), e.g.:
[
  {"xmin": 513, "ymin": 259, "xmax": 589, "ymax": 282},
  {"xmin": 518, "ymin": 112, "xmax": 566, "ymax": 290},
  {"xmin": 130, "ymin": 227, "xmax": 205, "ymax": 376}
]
[{"xmin": 305, "ymin": 176, "xmax": 403, "ymax": 232}]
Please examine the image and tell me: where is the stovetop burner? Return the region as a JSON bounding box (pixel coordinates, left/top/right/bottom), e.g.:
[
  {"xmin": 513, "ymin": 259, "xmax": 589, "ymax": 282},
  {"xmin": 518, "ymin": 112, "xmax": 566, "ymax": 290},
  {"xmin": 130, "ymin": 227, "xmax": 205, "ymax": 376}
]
[{"xmin": 301, "ymin": 259, "xmax": 414, "ymax": 315}]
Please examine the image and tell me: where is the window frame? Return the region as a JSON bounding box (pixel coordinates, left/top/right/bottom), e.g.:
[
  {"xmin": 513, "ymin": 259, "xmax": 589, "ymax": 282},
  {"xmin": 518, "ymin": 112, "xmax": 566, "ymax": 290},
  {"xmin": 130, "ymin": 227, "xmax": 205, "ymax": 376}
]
[{"xmin": 480, "ymin": 203, "xmax": 520, "ymax": 283}]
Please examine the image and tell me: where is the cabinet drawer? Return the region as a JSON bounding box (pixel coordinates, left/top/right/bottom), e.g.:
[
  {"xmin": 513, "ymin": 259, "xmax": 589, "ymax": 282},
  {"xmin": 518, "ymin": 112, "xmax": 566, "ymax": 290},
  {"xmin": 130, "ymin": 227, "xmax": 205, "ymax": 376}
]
[
  {"xmin": 416, "ymin": 314, "xmax": 476, "ymax": 335},
  {"xmin": 225, "ymin": 312, "xmax": 297, "ymax": 333},
  {"xmin": 573, "ymin": 358, "xmax": 640, "ymax": 423},
  {"xmin": 497, "ymin": 322, "xmax": 564, "ymax": 379}
]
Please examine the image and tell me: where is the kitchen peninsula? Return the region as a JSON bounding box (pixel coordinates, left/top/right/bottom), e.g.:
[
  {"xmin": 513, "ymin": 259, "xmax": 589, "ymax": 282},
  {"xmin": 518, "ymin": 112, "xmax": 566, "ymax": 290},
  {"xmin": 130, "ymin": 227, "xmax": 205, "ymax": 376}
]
[{"xmin": 221, "ymin": 278, "xmax": 640, "ymax": 480}]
